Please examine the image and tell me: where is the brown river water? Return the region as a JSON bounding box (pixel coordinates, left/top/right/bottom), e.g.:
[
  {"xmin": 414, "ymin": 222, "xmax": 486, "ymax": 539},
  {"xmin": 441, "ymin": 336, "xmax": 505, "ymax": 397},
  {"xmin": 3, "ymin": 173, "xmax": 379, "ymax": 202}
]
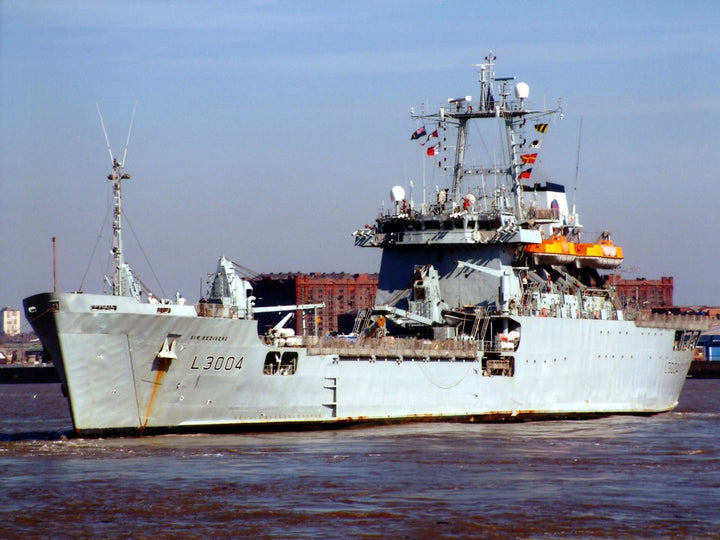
[{"xmin": 1, "ymin": 380, "xmax": 719, "ymax": 539}]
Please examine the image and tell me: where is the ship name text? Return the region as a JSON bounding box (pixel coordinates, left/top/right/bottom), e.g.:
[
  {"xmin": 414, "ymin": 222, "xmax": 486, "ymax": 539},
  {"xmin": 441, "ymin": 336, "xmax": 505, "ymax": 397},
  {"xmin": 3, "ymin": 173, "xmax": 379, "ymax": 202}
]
[{"xmin": 189, "ymin": 335, "xmax": 229, "ymax": 342}]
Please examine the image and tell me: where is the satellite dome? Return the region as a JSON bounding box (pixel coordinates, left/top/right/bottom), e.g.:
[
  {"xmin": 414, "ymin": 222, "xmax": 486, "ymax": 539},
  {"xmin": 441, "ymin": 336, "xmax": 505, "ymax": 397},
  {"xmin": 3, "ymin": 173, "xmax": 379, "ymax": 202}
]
[
  {"xmin": 390, "ymin": 185, "xmax": 406, "ymax": 202},
  {"xmin": 515, "ymin": 82, "xmax": 530, "ymax": 100},
  {"xmin": 464, "ymin": 193, "xmax": 477, "ymax": 205}
]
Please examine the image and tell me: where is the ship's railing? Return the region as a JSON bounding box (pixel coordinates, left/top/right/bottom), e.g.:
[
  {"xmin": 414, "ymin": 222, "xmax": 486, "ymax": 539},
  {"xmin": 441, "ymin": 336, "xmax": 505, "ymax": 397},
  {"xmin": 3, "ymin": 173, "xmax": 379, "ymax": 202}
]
[
  {"xmin": 195, "ymin": 302, "xmax": 257, "ymax": 320},
  {"xmin": 526, "ymin": 207, "xmax": 560, "ymax": 220},
  {"xmin": 480, "ymin": 339, "xmax": 518, "ymax": 353},
  {"xmin": 304, "ymin": 336, "xmax": 479, "ymax": 359},
  {"xmin": 630, "ymin": 312, "xmax": 709, "ymax": 331},
  {"xmin": 513, "ymin": 307, "xmax": 617, "ymax": 320},
  {"xmin": 516, "ymin": 284, "xmax": 619, "ymax": 320},
  {"xmin": 376, "ymin": 206, "xmax": 506, "ymax": 223},
  {"xmin": 196, "ymin": 303, "xmax": 239, "ymax": 319}
]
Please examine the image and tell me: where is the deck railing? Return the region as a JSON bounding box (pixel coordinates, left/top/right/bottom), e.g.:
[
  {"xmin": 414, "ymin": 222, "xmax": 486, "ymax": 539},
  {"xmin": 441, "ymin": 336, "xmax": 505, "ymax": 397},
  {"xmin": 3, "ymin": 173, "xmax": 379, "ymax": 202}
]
[
  {"xmin": 304, "ymin": 336, "xmax": 480, "ymax": 359},
  {"xmin": 631, "ymin": 312, "xmax": 709, "ymax": 330}
]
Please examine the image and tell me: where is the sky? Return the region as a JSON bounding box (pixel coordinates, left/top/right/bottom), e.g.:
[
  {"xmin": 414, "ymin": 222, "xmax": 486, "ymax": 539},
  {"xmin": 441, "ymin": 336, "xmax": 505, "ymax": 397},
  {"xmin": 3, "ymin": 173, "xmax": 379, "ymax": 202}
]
[{"xmin": 2, "ymin": 0, "xmax": 720, "ymax": 323}]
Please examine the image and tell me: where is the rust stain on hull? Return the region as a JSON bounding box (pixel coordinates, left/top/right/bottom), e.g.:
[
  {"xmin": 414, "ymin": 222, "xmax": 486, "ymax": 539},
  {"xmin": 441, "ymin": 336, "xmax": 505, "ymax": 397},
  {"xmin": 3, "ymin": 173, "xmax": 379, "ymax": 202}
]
[{"xmin": 140, "ymin": 358, "xmax": 170, "ymax": 433}]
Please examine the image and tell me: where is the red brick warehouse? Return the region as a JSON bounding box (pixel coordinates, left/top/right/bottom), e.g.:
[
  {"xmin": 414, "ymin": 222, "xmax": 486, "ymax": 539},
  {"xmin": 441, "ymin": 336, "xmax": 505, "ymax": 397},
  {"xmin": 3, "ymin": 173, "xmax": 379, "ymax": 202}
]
[
  {"xmin": 250, "ymin": 273, "xmax": 378, "ymax": 335},
  {"xmin": 295, "ymin": 273, "xmax": 378, "ymax": 335}
]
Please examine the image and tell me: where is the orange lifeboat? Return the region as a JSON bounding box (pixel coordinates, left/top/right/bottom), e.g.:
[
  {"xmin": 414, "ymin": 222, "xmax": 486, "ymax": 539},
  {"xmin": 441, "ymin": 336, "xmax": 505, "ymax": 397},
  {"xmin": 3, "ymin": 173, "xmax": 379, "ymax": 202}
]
[
  {"xmin": 525, "ymin": 236, "xmax": 577, "ymax": 266},
  {"xmin": 526, "ymin": 236, "xmax": 624, "ymax": 269},
  {"xmin": 574, "ymin": 239, "xmax": 624, "ymax": 269}
]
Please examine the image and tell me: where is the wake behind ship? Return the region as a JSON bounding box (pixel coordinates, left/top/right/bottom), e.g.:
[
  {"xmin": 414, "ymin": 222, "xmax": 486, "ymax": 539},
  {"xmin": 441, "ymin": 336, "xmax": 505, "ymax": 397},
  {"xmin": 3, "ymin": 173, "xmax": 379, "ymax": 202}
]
[{"xmin": 24, "ymin": 53, "xmax": 706, "ymax": 436}]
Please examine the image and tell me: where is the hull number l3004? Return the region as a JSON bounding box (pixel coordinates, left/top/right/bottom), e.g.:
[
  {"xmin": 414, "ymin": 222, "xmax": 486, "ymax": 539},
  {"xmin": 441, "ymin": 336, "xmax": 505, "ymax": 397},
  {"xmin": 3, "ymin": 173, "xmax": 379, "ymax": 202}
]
[{"xmin": 191, "ymin": 355, "xmax": 244, "ymax": 371}]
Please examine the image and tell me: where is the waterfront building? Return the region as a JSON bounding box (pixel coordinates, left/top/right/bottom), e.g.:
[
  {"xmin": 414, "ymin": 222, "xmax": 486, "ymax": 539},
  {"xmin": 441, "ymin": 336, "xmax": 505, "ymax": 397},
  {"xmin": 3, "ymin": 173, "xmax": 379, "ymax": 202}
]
[
  {"xmin": 607, "ymin": 275, "xmax": 673, "ymax": 309},
  {"xmin": 1, "ymin": 307, "xmax": 20, "ymax": 336}
]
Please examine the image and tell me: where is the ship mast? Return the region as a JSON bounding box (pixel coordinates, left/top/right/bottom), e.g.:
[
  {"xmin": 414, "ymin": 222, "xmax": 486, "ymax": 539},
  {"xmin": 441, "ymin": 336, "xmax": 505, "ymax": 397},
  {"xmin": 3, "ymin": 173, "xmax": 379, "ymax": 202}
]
[
  {"xmin": 408, "ymin": 52, "xmax": 561, "ymax": 223},
  {"xmin": 108, "ymin": 158, "xmax": 131, "ymax": 296},
  {"xmin": 478, "ymin": 53, "xmax": 525, "ymax": 220},
  {"xmin": 450, "ymin": 117, "xmax": 468, "ymax": 203},
  {"xmin": 505, "ymin": 110, "xmax": 525, "ymax": 220},
  {"xmin": 449, "ymin": 53, "xmax": 496, "ymax": 204},
  {"xmin": 97, "ymin": 103, "xmax": 140, "ymax": 299}
]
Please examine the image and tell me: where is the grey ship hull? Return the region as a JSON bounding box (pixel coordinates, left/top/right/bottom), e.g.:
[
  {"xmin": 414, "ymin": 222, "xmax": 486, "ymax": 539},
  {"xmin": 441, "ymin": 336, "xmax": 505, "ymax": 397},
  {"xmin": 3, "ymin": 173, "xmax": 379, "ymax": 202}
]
[{"xmin": 25, "ymin": 291, "xmax": 695, "ymax": 436}]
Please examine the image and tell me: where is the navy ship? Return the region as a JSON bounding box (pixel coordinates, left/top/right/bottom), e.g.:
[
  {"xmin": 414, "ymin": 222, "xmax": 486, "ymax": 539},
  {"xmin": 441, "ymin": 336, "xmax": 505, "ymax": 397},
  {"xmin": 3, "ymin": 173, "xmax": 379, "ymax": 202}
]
[{"xmin": 24, "ymin": 53, "xmax": 705, "ymax": 435}]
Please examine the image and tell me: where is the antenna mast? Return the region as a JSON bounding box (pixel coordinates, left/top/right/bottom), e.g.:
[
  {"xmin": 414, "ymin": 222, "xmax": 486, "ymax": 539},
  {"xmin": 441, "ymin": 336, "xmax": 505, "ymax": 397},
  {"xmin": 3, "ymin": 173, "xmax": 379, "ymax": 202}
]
[
  {"xmin": 52, "ymin": 236, "xmax": 57, "ymax": 293},
  {"xmin": 97, "ymin": 104, "xmax": 134, "ymax": 297},
  {"xmin": 572, "ymin": 117, "xmax": 583, "ymax": 215}
]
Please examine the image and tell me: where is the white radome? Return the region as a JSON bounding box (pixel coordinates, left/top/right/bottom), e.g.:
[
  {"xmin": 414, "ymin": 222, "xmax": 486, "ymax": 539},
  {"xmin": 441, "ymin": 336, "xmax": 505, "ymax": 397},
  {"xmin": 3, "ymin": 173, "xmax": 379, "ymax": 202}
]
[
  {"xmin": 390, "ymin": 185, "xmax": 406, "ymax": 202},
  {"xmin": 515, "ymin": 82, "xmax": 530, "ymax": 100}
]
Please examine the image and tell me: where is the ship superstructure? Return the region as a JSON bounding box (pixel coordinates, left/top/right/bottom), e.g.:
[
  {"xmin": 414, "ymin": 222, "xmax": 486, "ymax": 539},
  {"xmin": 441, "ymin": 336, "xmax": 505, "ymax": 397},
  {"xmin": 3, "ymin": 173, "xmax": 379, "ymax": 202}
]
[
  {"xmin": 353, "ymin": 53, "xmax": 623, "ymax": 333},
  {"xmin": 24, "ymin": 53, "xmax": 705, "ymax": 436}
]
